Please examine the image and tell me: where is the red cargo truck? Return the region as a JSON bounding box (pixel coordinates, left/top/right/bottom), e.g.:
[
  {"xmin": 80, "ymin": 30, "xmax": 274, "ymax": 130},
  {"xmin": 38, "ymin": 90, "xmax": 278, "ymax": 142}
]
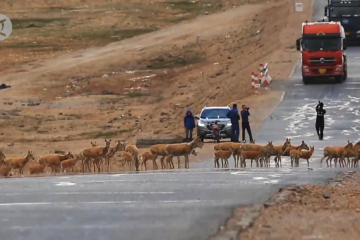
[{"xmin": 296, "ymin": 21, "xmax": 347, "ymax": 84}]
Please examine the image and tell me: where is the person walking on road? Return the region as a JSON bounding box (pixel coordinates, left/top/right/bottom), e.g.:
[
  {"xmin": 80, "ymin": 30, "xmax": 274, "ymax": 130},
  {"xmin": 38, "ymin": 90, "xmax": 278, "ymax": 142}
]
[
  {"xmin": 227, "ymin": 103, "xmax": 240, "ymax": 142},
  {"xmin": 184, "ymin": 110, "xmax": 196, "ymax": 142},
  {"xmin": 241, "ymin": 104, "xmax": 254, "ymax": 143},
  {"xmin": 315, "ymin": 101, "xmax": 326, "ymax": 140}
]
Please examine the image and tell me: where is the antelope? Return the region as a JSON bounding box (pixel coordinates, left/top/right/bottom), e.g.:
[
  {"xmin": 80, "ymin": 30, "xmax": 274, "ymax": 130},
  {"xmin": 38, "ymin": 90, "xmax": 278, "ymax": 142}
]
[
  {"xmin": 79, "ymin": 138, "xmax": 111, "ymax": 172},
  {"xmin": 214, "ymin": 146, "xmax": 236, "ymax": 168},
  {"xmin": 289, "ymin": 147, "xmax": 301, "ymax": 167},
  {"xmin": 214, "ymin": 142, "xmax": 242, "ymax": 167},
  {"xmin": 164, "ymin": 137, "xmax": 203, "ymax": 169},
  {"xmin": 103, "ymin": 140, "xmax": 125, "ymax": 172},
  {"xmin": 270, "ymin": 138, "xmax": 292, "ymax": 167},
  {"xmin": 239, "ymin": 150, "xmax": 262, "ymax": 168},
  {"xmin": 282, "ymin": 141, "xmax": 310, "ymax": 156},
  {"xmin": 297, "ymin": 146, "xmax": 315, "ymax": 167},
  {"xmin": 60, "ymin": 156, "xmax": 81, "ymax": 173},
  {"xmin": 149, "ymin": 144, "xmax": 169, "ymax": 170},
  {"xmin": 38, "ymin": 151, "xmax": 74, "ymax": 173},
  {"xmin": 29, "ymin": 164, "xmax": 47, "ymax": 175},
  {"xmin": 5, "ymin": 151, "xmax": 35, "ymax": 175},
  {"xmin": 125, "ymin": 145, "xmax": 139, "ymax": 171},
  {"xmin": 118, "ymin": 151, "xmax": 133, "ymax": 169},
  {"xmin": 240, "ymin": 141, "xmax": 275, "ymax": 167},
  {"xmin": 320, "ymin": 141, "xmax": 353, "ymax": 168}
]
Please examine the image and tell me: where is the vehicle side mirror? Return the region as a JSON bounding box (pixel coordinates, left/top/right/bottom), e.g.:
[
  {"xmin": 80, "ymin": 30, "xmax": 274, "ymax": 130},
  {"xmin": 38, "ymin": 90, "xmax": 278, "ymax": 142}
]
[
  {"xmin": 194, "ymin": 115, "xmax": 199, "ymax": 120},
  {"xmin": 324, "ymin": 6, "xmax": 328, "ymax": 16},
  {"xmin": 296, "ymin": 38, "xmax": 302, "ymax": 51}
]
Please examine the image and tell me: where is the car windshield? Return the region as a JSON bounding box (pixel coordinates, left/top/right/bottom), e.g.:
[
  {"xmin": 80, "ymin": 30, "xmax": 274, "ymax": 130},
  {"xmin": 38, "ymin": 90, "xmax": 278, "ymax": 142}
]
[
  {"xmin": 329, "ymin": 7, "xmax": 360, "ymax": 17},
  {"xmin": 302, "ymin": 38, "xmax": 341, "ymax": 51},
  {"xmin": 200, "ymin": 109, "xmax": 229, "ymax": 119}
]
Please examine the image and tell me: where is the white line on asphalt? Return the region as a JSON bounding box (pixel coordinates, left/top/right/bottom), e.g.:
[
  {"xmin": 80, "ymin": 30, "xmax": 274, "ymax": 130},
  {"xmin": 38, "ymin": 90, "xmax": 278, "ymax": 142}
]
[
  {"xmin": 0, "ymin": 200, "xmax": 213, "ymax": 207},
  {"xmin": 345, "ymin": 82, "xmax": 360, "ymax": 84},
  {"xmin": 289, "ymin": 60, "xmax": 299, "ymax": 78},
  {"xmin": 344, "ymin": 88, "xmax": 360, "ymax": 90},
  {"xmin": 0, "ymin": 191, "xmax": 175, "ymax": 196},
  {"xmin": 253, "ymin": 177, "xmax": 268, "ymax": 180},
  {"xmin": 294, "ymin": 83, "xmax": 303, "ymax": 86}
]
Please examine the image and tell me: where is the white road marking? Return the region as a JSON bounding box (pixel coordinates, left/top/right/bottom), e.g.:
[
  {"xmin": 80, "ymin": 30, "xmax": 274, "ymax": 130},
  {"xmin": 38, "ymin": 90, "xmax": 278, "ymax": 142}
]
[
  {"xmin": 253, "ymin": 177, "xmax": 267, "ymax": 180},
  {"xmin": 345, "ymin": 82, "xmax": 360, "ymax": 84},
  {"xmin": 55, "ymin": 182, "xmax": 76, "ymax": 186},
  {"xmin": 263, "ymin": 179, "xmax": 280, "ymax": 184},
  {"xmin": 344, "ymin": 88, "xmax": 360, "ymax": 90},
  {"xmin": 0, "ymin": 200, "xmax": 215, "ymax": 207},
  {"xmin": 0, "ymin": 191, "xmax": 175, "ymax": 196},
  {"xmin": 268, "ymin": 174, "xmax": 282, "ymax": 177}
]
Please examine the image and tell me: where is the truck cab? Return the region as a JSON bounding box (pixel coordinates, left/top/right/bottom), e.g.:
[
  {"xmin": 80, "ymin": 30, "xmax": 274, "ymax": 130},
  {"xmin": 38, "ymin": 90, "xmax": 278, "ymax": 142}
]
[
  {"xmin": 295, "ymin": 21, "xmax": 347, "ymax": 84},
  {"xmin": 325, "ymin": 0, "xmax": 360, "ymax": 43}
]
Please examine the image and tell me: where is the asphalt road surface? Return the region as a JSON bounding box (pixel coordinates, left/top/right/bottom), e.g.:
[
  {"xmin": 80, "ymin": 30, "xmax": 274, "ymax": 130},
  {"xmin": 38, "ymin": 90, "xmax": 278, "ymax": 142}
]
[
  {"xmin": 0, "ymin": 168, "xmax": 341, "ymax": 240},
  {"xmin": 2, "ymin": 2, "xmax": 360, "ymax": 240}
]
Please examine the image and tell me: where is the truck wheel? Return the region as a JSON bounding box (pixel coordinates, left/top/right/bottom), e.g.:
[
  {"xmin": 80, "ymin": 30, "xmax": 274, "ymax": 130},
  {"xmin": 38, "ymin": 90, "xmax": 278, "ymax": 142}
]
[
  {"xmin": 344, "ymin": 67, "xmax": 347, "ymax": 81},
  {"xmin": 335, "ymin": 75, "xmax": 343, "ymax": 83},
  {"xmin": 302, "ymin": 77, "xmax": 310, "ymax": 84}
]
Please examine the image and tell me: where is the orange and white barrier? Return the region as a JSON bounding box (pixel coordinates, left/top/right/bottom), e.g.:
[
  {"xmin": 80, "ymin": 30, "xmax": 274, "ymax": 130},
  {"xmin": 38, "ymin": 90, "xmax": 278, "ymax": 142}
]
[
  {"xmin": 259, "ymin": 63, "xmax": 272, "ymax": 86},
  {"xmin": 251, "ymin": 72, "xmax": 260, "ymax": 92}
]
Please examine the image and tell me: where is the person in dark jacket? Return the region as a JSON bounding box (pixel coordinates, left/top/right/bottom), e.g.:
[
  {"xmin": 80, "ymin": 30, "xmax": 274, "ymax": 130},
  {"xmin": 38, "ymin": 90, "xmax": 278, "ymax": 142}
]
[
  {"xmin": 315, "ymin": 101, "xmax": 326, "ymax": 140},
  {"xmin": 184, "ymin": 110, "xmax": 196, "ymax": 141},
  {"xmin": 226, "ymin": 104, "xmax": 240, "ymax": 142},
  {"xmin": 241, "ymin": 104, "xmax": 254, "ymax": 143}
]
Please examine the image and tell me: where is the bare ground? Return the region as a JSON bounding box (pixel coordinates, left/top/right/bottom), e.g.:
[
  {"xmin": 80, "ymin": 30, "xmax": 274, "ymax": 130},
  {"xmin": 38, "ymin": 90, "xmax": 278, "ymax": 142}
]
[
  {"xmin": 0, "ymin": 0, "xmax": 312, "ymax": 175},
  {"xmin": 239, "ymin": 172, "xmax": 360, "ymax": 240}
]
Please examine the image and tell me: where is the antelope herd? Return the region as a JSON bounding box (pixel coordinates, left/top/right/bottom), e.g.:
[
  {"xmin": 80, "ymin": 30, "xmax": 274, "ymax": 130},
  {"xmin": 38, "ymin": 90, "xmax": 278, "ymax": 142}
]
[
  {"xmin": 0, "ymin": 137, "xmax": 359, "ymax": 177},
  {"xmin": 212, "ymin": 139, "xmax": 360, "ymax": 169},
  {"xmin": 0, "ymin": 137, "xmax": 204, "ymax": 177}
]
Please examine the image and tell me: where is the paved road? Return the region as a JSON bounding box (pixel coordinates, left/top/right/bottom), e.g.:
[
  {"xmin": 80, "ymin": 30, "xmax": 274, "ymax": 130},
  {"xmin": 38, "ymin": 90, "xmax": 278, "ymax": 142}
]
[
  {"xmin": 0, "ymin": 168, "xmax": 342, "ymax": 240},
  {"xmin": 1, "ymin": 1, "xmax": 360, "ymax": 240}
]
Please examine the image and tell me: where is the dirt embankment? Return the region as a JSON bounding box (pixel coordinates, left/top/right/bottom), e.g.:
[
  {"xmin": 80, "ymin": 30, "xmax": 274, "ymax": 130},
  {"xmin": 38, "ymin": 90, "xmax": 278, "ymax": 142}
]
[
  {"xmin": 0, "ymin": 0, "xmax": 312, "ymax": 174},
  {"xmin": 240, "ymin": 172, "xmax": 360, "ymax": 240}
]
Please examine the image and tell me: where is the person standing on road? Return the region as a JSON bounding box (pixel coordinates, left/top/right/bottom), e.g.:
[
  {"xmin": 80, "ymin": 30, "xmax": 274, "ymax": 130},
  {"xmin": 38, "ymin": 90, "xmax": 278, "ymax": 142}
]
[
  {"xmin": 226, "ymin": 103, "xmax": 240, "ymax": 142},
  {"xmin": 184, "ymin": 110, "xmax": 196, "ymax": 142},
  {"xmin": 315, "ymin": 101, "xmax": 326, "ymax": 140},
  {"xmin": 241, "ymin": 104, "xmax": 255, "ymax": 143}
]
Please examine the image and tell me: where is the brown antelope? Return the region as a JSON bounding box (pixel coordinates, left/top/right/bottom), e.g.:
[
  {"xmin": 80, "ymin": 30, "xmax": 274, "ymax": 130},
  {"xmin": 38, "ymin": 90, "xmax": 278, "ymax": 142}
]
[
  {"xmin": 297, "ymin": 146, "xmax": 315, "ymax": 167},
  {"xmin": 269, "ymin": 138, "xmax": 292, "ymax": 167},
  {"xmin": 149, "ymin": 144, "xmax": 169, "ymax": 170},
  {"xmin": 240, "ymin": 141, "xmax": 275, "ymax": 167},
  {"xmin": 38, "ymin": 151, "xmax": 74, "ymax": 173},
  {"xmin": 118, "ymin": 151, "xmax": 133, "ymax": 169},
  {"xmin": 164, "ymin": 137, "xmax": 204, "ymax": 169},
  {"xmin": 344, "ymin": 141, "xmax": 360, "ymax": 167},
  {"xmin": 5, "ymin": 151, "xmax": 35, "ymax": 175},
  {"xmin": 289, "ymin": 147, "xmax": 301, "ymax": 167},
  {"xmin": 91, "ymin": 142, "xmax": 97, "ymax": 147},
  {"xmin": 102, "ymin": 141, "xmax": 125, "ymax": 172},
  {"xmin": 60, "ymin": 156, "xmax": 81, "ymax": 173},
  {"xmin": 125, "ymin": 145, "xmax": 139, "ymax": 171},
  {"xmin": 214, "ymin": 142, "xmax": 242, "ymax": 167},
  {"xmin": 79, "ymin": 139, "xmax": 111, "ymax": 172},
  {"xmin": 0, "ymin": 166, "xmax": 11, "ymax": 177},
  {"xmin": 239, "ymin": 150, "xmax": 262, "ymax": 168},
  {"xmin": 282, "ymin": 141, "xmax": 310, "ymax": 156},
  {"xmin": 213, "ymin": 146, "xmax": 236, "ymax": 168},
  {"xmin": 320, "ymin": 141, "xmax": 353, "ymax": 168},
  {"xmin": 29, "ymin": 164, "xmax": 47, "ymax": 175}
]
